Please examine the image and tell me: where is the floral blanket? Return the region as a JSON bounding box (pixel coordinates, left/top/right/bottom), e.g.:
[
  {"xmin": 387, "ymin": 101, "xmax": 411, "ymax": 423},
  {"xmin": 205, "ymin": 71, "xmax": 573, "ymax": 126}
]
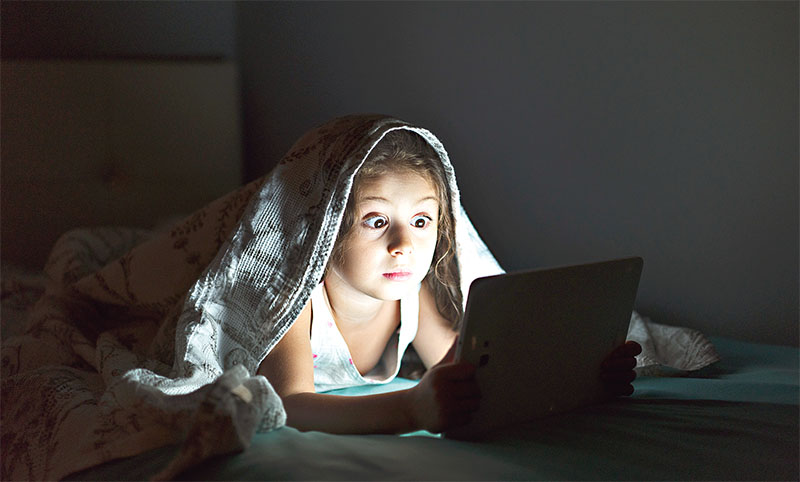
[
  {"xmin": 1, "ymin": 115, "xmax": 505, "ymax": 480},
  {"xmin": 0, "ymin": 114, "xmax": 718, "ymax": 480}
]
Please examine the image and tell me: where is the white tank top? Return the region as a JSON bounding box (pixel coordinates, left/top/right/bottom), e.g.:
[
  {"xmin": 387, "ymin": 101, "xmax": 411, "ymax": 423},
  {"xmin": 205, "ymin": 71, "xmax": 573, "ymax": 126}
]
[{"xmin": 309, "ymin": 282, "xmax": 420, "ymax": 392}]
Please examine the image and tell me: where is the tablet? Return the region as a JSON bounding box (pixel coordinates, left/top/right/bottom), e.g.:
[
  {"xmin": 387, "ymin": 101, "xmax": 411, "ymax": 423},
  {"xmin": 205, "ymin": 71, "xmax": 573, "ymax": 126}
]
[{"xmin": 445, "ymin": 257, "xmax": 643, "ymax": 440}]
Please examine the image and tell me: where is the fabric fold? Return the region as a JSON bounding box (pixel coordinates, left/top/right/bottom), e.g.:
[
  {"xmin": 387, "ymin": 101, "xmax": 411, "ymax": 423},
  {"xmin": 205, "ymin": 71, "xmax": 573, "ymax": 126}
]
[
  {"xmin": 2, "ymin": 115, "xmax": 503, "ymax": 479},
  {"xmin": 1, "ymin": 114, "xmax": 717, "ymax": 480},
  {"xmin": 628, "ymin": 311, "xmax": 721, "ymax": 375}
]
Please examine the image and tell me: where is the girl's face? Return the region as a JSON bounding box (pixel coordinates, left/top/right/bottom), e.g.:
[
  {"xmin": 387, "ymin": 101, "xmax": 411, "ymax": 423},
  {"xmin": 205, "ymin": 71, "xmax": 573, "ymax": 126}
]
[{"xmin": 327, "ymin": 170, "xmax": 439, "ymax": 302}]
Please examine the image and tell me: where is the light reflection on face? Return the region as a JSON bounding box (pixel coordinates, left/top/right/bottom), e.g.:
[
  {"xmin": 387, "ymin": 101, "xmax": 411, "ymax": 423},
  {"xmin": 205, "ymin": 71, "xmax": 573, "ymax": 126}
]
[{"xmin": 326, "ymin": 170, "xmax": 439, "ymax": 302}]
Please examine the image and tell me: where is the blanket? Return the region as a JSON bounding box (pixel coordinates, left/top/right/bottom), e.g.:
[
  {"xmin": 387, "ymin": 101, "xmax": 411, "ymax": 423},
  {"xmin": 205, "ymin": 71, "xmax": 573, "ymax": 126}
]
[{"xmin": 0, "ymin": 114, "xmax": 718, "ymax": 480}]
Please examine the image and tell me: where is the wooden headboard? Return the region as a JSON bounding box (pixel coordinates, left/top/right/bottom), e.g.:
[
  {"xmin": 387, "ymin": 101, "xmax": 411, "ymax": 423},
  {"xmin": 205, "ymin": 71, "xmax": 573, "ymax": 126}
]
[{"xmin": 1, "ymin": 60, "xmax": 243, "ymax": 270}]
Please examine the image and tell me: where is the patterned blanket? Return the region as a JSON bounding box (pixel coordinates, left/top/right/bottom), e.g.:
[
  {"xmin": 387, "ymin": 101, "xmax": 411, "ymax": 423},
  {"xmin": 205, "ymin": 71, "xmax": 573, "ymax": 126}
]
[{"xmin": 0, "ymin": 115, "xmax": 718, "ymax": 480}]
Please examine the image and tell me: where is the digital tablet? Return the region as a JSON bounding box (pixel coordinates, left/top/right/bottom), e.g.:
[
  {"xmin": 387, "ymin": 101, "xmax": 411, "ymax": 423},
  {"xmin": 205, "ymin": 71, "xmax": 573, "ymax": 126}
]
[{"xmin": 445, "ymin": 257, "xmax": 643, "ymax": 440}]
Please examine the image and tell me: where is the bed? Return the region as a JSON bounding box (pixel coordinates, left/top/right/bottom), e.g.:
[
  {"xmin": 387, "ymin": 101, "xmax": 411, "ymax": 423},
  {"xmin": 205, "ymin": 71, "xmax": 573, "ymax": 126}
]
[
  {"xmin": 63, "ymin": 336, "xmax": 797, "ymax": 481},
  {"xmin": 2, "ymin": 61, "xmax": 798, "ymax": 481}
]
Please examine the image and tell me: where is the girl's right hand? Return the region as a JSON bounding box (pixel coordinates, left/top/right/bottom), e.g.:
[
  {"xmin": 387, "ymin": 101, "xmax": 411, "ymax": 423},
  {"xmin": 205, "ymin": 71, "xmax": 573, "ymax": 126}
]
[{"xmin": 407, "ymin": 361, "xmax": 481, "ymax": 433}]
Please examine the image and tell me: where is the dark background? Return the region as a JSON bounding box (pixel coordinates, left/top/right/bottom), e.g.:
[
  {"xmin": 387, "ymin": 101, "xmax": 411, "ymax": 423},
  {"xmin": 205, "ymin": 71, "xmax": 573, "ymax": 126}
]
[{"xmin": 2, "ymin": 1, "xmax": 797, "ymax": 346}]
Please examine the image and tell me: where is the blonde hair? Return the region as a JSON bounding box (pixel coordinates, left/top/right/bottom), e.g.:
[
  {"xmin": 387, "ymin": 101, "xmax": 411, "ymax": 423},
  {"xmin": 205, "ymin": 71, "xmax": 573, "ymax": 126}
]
[{"xmin": 328, "ymin": 130, "xmax": 463, "ymax": 326}]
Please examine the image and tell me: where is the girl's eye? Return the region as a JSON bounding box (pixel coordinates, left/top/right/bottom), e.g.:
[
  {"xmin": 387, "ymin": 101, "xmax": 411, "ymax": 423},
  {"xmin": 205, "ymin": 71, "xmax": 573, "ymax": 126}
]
[
  {"xmin": 411, "ymin": 215, "xmax": 432, "ymax": 228},
  {"xmin": 364, "ymin": 216, "xmax": 388, "ymax": 229}
]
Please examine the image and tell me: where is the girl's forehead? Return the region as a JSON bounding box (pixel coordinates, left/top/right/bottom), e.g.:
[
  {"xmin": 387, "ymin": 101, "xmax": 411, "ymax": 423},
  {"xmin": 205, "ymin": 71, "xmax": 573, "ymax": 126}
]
[{"xmin": 356, "ymin": 170, "xmax": 438, "ymax": 198}]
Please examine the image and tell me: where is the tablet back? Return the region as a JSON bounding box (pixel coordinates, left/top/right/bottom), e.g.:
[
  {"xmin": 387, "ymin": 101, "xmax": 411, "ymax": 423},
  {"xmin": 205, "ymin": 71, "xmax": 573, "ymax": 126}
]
[{"xmin": 445, "ymin": 257, "xmax": 643, "ymax": 440}]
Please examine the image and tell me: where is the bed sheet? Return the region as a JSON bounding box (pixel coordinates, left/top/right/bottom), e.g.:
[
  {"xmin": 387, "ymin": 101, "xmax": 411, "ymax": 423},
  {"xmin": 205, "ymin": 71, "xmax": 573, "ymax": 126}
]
[{"xmin": 66, "ymin": 336, "xmax": 798, "ymax": 481}]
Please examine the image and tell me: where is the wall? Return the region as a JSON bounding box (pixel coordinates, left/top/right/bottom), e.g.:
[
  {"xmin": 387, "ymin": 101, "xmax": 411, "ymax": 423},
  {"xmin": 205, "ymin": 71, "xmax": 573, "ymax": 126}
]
[
  {"xmin": 2, "ymin": 1, "xmax": 797, "ymax": 346},
  {"xmin": 1, "ymin": 0, "xmax": 236, "ymax": 59},
  {"xmin": 237, "ymin": 2, "xmax": 798, "ymax": 345},
  {"xmin": 1, "ymin": 0, "xmax": 240, "ymax": 268}
]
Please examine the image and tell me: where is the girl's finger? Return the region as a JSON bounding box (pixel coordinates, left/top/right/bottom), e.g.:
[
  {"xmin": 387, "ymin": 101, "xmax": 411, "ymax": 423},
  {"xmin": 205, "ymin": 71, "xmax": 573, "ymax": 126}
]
[
  {"xmin": 601, "ymin": 370, "xmax": 636, "ymax": 384},
  {"xmin": 605, "ymin": 382, "xmax": 635, "ymax": 396},
  {"xmin": 602, "ymin": 356, "xmax": 637, "ymax": 371},
  {"xmin": 618, "ymin": 340, "xmax": 642, "ymax": 357},
  {"xmin": 604, "ymin": 341, "xmax": 642, "ymax": 366}
]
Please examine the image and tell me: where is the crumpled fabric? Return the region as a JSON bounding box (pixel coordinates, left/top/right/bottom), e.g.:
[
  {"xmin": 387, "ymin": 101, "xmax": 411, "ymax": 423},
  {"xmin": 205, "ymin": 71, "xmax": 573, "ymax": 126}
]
[
  {"xmin": 0, "ymin": 114, "xmax": 716, "ymax": 481},
  {"xmin": 628, "ymin": 311, "xmax": 721, "ymax": 375},
  {"xmin": 1, "ymin": 114, "xmax": 503, "ymax": 480}
]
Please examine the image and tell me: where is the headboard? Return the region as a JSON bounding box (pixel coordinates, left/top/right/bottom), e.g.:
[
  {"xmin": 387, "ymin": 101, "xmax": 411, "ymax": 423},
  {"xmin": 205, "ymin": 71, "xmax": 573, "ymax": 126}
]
[{"xmin": 1, "ymin": 60, "xmax": 243, "ymax": 271}]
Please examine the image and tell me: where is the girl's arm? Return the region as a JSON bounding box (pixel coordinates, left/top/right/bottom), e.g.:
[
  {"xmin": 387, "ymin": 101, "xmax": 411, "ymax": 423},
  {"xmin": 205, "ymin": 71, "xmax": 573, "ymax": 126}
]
[
  {"xmin": 412, "ymin": 281, "xmax": 460, "ymax": 368},
  {"xmin": 258, "ymin": 299, "xmax": 480, "ymax": 434}
]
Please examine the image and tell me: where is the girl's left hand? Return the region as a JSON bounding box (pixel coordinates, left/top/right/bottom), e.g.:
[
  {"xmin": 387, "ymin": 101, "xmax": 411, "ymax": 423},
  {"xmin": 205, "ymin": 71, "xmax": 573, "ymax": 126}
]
[{"xmin": 600, "ymin": 340, "xmax": 642, "ymax": 396}]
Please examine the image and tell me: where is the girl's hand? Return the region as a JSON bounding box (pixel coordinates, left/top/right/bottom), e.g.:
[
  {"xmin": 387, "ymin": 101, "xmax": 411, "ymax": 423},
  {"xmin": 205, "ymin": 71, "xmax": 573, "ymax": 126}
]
[
  {"xmin": 407, "ymin": 360, "xmax": 481, "ymax": 433},
  {"xmin": 600, "ymin": 340, "xmax": 642, "ymax": 396}
]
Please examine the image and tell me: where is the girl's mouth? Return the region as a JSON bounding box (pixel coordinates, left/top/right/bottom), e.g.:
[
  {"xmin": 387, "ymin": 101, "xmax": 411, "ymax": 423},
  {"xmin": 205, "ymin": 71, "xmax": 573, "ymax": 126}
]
[{"xmin": 383, "ymin": 271, "xmax": 412, "ymax": 281}]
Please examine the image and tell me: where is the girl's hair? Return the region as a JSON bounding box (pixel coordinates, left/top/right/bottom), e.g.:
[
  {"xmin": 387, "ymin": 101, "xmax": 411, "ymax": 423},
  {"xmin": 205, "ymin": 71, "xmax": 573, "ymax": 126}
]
[{"xmin": 328, "ymin": 130, "xmax": 463, "ymax": 327}]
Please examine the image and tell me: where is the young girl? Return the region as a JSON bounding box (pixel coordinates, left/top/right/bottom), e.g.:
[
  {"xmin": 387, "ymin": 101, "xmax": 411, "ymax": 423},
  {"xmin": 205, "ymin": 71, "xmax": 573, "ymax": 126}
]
[
  {"xmin": 1, "ymin": 115, "xmax": 643, "ymax": 480},
  {"xmin": 258, "ymin": 129, "xmax": 641, "ymax": 435}
]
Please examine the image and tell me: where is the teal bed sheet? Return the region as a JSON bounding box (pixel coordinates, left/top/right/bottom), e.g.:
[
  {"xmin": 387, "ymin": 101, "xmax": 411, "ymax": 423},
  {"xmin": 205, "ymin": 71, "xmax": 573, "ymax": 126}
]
[{"xmin": 67, "ymin": 337, "xmax": 798, "ymax": 481}]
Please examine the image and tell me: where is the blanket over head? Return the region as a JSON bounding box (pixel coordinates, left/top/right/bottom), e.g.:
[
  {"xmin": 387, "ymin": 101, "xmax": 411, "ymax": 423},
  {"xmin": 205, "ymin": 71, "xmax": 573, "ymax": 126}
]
[
  {"xmin": 0, "ymin": 114, "xmax": 718, "ymax": 481},
  {"xmin": 1, "ymin": 114, "xmax": 504, "ymax": 480}
]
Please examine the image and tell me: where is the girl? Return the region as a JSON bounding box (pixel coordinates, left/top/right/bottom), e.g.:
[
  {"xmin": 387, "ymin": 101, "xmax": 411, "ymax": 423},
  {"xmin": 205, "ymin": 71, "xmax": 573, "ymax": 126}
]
[
  {"xmin": 2, "ymin": 115, "xmax": 642, "ymax": 480},
  {"xmin": 258, "ymin": 128, "xmax": 641, "ymax": 435}
]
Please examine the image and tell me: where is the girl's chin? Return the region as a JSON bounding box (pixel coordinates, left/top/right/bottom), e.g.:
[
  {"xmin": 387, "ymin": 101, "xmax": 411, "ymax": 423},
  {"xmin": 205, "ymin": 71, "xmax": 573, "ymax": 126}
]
[{"xmin": 372, "ymin": 278, "xmax": 420, "ymax": 299}]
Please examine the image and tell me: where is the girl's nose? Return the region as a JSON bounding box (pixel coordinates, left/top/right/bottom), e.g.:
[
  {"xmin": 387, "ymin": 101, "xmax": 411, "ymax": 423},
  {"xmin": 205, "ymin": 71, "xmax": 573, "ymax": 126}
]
[{"xmin": 387, "ymin": 226, "xmax": 413, "ymax": 256}]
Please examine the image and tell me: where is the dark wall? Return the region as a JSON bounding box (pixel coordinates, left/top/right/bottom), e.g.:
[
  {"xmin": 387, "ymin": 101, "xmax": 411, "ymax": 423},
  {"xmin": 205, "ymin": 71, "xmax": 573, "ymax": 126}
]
[
  {"xmin": 3, "ymin": 1, "xmax": 797, "ymax": 345},
  {"xmin": 1, "ymin": 0, "xmax": 236, "ymax": 59},
  {"xmin": 237, "ymin": 2, "xmax": 798, "ymax": 345}
]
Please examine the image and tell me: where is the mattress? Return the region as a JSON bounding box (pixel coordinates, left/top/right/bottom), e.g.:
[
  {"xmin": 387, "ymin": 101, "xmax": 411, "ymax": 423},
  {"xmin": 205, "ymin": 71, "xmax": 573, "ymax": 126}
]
[{"xmin": 67, "ymin": 336, "xmax": 798, "ymax": 481}]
